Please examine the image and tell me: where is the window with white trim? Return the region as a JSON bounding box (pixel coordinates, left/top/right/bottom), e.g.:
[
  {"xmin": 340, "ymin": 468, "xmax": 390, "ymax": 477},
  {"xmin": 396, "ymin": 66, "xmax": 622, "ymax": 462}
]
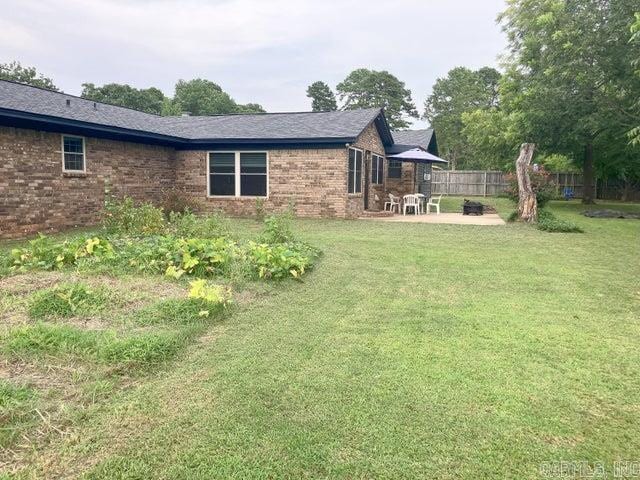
[
  {"xmin": 208, "ymin": 151, "xmax": 268, "ymax": 197},
  {"xmin": 62, "ymin": 135, "xmax": 85, "ymax": 172},
  {"xmin": 348, "ymin": 148, "xmax": 363, "ymax": 194},
  {"xmin": 371, "ymin": 154, "xmax": 383, "ymax": 184}
]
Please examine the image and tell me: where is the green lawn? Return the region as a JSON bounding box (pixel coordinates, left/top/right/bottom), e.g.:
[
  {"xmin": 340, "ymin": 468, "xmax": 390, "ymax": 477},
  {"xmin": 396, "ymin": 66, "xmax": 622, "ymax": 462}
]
[{"xmin": 2, "ymin": 199, "xmax": 640, "ymax": 479}]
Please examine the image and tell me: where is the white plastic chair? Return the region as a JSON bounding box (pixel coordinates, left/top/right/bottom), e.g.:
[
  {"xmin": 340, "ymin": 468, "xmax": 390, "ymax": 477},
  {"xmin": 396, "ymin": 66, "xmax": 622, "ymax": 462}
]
[
  {"xmin": 384, "ymin": 194, "xmax": 400, "ymax": 213},
  {"xmin": 414, "ymin": 193, "xmax": 426, "ymax": 214},
  {"xmin": 426, "ymin": 194, "xmax": 442, "ymax": 215},
  {"xmin": 403, "ymin": 194, "xmax": 419, "ymax": 215}
]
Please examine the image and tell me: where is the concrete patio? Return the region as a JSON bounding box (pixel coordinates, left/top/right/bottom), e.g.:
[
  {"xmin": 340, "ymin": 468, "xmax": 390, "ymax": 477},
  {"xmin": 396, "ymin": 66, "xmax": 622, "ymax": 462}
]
[{"xmin": 360, "ymin": 212, "xmax": 506, "ymax": 225}]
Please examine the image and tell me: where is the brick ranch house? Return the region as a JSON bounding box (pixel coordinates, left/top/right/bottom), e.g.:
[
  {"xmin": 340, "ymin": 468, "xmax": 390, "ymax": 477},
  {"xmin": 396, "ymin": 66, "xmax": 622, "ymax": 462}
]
[{"xmin": 0, "ymin": 80, "xmax": 440, "ymax": 239}]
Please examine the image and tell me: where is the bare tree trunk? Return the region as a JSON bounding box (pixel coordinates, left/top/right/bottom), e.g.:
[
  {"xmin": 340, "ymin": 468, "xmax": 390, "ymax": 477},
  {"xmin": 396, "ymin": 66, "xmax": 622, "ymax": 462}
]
[
  {"xmin": 516, "ymin": 143, "xmax": 537, "ymax": 223},
  {"xmin": 582, "ymin": 142, "xmax": 595, "ymax": 204},
  {"xmin": 621, "ymin": 178, "xmax": 630, "ymax": 202}
]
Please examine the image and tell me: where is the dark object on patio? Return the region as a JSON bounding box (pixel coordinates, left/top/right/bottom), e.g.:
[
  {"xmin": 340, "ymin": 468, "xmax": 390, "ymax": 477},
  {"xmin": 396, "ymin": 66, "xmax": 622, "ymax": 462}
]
[
  {"xmin": 463, "ymin": 199, "xmax": 484, "ymax": 216},
  {"xmin": 583, "ymin": 209, "xmax": 640, "ymax": 219}
]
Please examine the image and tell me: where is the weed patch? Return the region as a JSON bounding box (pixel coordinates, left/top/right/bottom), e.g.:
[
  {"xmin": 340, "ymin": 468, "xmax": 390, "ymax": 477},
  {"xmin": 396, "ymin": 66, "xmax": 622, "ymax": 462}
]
[
  {"xmin": 0, "ymin": 380, "xmax": 36, "ymax": 448},
  {"xmin": 97, "ymin": 332, "xmax": 184, "ymax": 365},
  {"xmin": 537, "ymin": 209, "xmax": 583, "ymax": 232},
  {"xmin": 133, "ymin": 297, "xmax": 227, "ymax": 326},
  {"xmin": 4, "ymin": 323, "xmax": 99, "ymax": 357},
  {"xmin": 28, "ymin": 282, "xmax": 109, "ymax": 319},
  {"xmin": 3, "ymin": 322, "xmax": 188, "ymax": 368},
  {"xmin": 167, "ymin": 210, "xmax": 232, "ymax": 239},
  {"xmin": 0, "ymin": 380, "xmax": 34, "ymax": 411}
]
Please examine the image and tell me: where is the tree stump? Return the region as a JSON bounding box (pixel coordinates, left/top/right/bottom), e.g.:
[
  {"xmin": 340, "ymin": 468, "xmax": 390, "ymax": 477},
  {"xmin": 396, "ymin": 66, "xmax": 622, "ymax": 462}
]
[{"xmin": 515, "ymin": 143, "xmax": 537, "ymax": 223}]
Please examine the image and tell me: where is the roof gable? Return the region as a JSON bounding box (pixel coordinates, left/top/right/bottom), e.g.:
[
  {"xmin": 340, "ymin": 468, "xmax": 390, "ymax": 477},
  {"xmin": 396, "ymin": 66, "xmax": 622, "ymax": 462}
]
[{"xmin": 387, "ymin": 129, "xmax": 438, "ymax": 155}]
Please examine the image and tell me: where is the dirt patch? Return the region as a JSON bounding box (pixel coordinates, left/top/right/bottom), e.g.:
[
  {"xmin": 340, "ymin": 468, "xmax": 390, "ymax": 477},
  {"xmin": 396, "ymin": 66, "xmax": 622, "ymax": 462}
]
[{"xmin": 0, "ymin": 271, "xmax": 68, "ymax": 295}]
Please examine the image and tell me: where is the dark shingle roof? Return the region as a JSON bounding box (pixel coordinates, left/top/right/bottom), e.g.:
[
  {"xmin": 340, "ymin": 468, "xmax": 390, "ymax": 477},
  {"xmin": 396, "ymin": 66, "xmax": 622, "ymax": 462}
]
[
  {"xmin": 391, "ymin": 129, "xmax": 434, "ymax": 149},
  {"xmin": 0, "ymin": 80, "xmax": 170, "ymax": 136},
  {"xmin": 386, "ymin": 129, "xmax": 437, "ymax": 155},
  {"xmin": 158, "ymin": 109, "xmax": 385, "ymax": 140},
  {"xmin": 0, "ymin": 80, "xmax": 388, "ymax": 143}
]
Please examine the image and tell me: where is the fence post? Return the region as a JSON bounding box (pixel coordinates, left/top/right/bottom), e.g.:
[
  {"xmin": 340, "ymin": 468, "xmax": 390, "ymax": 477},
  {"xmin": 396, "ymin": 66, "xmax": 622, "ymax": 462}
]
[
  {"xmin": 446, "ymin": 171, "xmax": 450, "ymax": 195},
  {"xmin": 483, "ymin": 171, "xmax": 487, "ymax": 197}
]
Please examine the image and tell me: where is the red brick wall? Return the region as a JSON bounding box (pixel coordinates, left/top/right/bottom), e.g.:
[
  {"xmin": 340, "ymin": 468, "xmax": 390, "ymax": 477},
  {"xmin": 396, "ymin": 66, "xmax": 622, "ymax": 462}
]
[
  {"xmin": 351, "ymin": 123, "xmax": 387, "ymax": 214},
  {"xmin": 0, "ymin": 127, "xmax": 175, "ymax": 239},
  {"xmin": 385, "ymin": 161, "xmax": 416, "ymax": 201},
  {"xmin": 174, "ymin": 147, "xmax": 352, "ymax": 218},
  {"xmin": 0, "ymin": 122, "xmax": 396, "ymax": 238}
]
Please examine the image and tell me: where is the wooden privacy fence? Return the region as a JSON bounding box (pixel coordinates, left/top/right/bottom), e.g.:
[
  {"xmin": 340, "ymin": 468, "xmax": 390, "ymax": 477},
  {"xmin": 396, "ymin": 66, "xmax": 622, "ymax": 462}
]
[
  {"xmin": 431, "ymin": 171, "xmax": 508, "ymax": 196},
  {"xmin": 430, "ymin": 170, "xmax": 638, "ymax": 199}
]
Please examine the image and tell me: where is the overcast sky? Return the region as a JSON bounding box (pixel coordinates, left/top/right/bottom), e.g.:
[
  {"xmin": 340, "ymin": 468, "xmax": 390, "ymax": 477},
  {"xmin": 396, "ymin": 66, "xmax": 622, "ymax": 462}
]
[{"xmin": 2, "ymin": 0, "xmax": 507, "ymax": 126}]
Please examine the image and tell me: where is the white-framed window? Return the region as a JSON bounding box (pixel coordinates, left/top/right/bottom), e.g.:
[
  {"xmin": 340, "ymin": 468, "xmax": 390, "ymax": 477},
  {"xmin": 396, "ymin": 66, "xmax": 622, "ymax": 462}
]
[
  {"xmin": 208, "ymin": 151, "xmax": 268, "ymax": 197},
  {"xmin": 348, "ymin": 148, "xmax": 363, "ymax": 194},
  {"xmin": 62, "ymin": 135, "xmax": 85, "ymax": 172},
  {"xmin": 371, "ymin": 154, "xmax": 383, "ymax": 184}
]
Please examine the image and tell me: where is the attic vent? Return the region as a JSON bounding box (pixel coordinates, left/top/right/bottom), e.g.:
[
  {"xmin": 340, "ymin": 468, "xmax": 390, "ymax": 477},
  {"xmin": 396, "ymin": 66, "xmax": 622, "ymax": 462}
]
[{"xmin": 66, "ymin": 99, "xmax": 71, "ymax": 107}]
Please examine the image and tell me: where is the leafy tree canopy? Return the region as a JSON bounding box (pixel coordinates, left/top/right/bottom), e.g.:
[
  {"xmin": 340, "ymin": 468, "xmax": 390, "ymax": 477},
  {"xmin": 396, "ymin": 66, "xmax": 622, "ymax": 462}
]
[
  {"xmin": 173, "ymin": 79, "xmax": 238, "ymax": 116},
  {"xmin": 235, "ymin": 103, "xmax": 266, "ymax": 114},
  {"xmin": 498, "ymin": 0, "xmax": 640, "ymax": 202},
  {"xmin": 173, "ymin": 79, "xmax": 264, "ymax": 116},
  {"xmin": 0, "ymin": 61, "xmax": 58, "ymax": 91},
  {"xmin": 424, "ymin": 66, "xmax": 501, "ymax": 169},
  {"xmin": 306, "ymin": 81, "xmax": 337, "ymax": 112},
  {"xmin": 629, "ymin": 12, "xmax": 640, "ymax": 145},
  {"xmin": 81, "ymin": 83, "xmax": 165, "ymax": 115},
  {"xmin": 336, "ymin": 69, "xmax": 418, "ymax": 129}
]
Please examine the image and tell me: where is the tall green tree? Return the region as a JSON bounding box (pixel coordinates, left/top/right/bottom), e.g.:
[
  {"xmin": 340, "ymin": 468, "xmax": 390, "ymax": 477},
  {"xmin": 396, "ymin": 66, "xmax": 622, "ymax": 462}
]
[
  {"xmin": 424, "ymin": 67, "xmax": 501, "ymax": 169},
  {"xmin": 499, "ymin": 0, "xmax": 640, "ymax": 203},
  {"xmin": 172, "ymin": 79, "xmax": 264, "ymax": 115},
  {"xmin": 629, "ymin": 12, "xmax": 640, "ymax": 145},
  {"xmin": 173, "ymin": 79, "xmax": 239, "ymax": 116},
  {"xmin": 0, "ymin": 61, "xmax": 58, "ymax": 91},
  {"xmin": 235, "ymin": 102, "xmax": 266, "ymax": 114},
  {"xmin": 306, "ymin": 81, "xmax": 337, "ymax": 111},
  {"xmin": 81, "ymin": 83, "xmax": 166, "ymax": 115},
  {"xmin": 336, "ymin": 69, "xmax": 418, "ymax": 129},
  {"xmin": 461, "ymin": 108, "xmax": 524, "ymax": 170}
]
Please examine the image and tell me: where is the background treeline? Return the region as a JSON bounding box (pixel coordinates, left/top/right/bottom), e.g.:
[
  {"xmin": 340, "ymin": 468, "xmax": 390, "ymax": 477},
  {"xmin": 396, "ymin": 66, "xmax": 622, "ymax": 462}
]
[
  {"xmin": 0, "ymin": 61, "xmax": 266, "ymax": 116},
  {"xmin": 1, "ymin": 1, "xmax": 639, "ymax": 200}
]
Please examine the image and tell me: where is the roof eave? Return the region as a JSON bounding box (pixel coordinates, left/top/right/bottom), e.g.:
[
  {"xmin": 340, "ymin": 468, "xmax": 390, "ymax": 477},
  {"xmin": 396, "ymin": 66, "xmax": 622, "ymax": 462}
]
[
  {"xmin": 0, "ymin": 109, "xmax": 358, "ymax": 149},
  {"xmin": 0, "ymin": 108, "xmax": 184, "ymax": 146}
]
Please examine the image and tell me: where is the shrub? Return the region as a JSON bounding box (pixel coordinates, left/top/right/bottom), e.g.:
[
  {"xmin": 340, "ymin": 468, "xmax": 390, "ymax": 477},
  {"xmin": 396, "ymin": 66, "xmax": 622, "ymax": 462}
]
[
  {"xmin": 9, "ymin": 235, "xmax": 114, "ymax": 272},
  {"xmin": 504, "ymin": 167, "xmax": 557, "ymax": 208},
  {"xmin": 167, "ymin": 210, "xmax": 232, "ymax": 239},
  {"xmin": 160, "ymin": 190, "xmax": 199, "ymax": 216},
  {"xmin": 246, "ymin": 241, "xmax": 318, "ymax": 280},
  {"xmin": 169, "ymin": 238, "xmax": 238, "ymax": 277},
  {"xmin": 102, "ymin": 197, "xmax": 165, "ymax": 235},
  {"xmin": 188, "ymin": 280, "xmax": 232, "ymax": 303},
  {"xmin": 28, "ymin": 283, "xmax": 108, "ymax": 319},
  {"xmin": 259, "ymin": 212, "xmax": 295, "ymax": 244},
  {"xmin": 536, "ymin": 209, "xmax": 583, "ymax": 233}
]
